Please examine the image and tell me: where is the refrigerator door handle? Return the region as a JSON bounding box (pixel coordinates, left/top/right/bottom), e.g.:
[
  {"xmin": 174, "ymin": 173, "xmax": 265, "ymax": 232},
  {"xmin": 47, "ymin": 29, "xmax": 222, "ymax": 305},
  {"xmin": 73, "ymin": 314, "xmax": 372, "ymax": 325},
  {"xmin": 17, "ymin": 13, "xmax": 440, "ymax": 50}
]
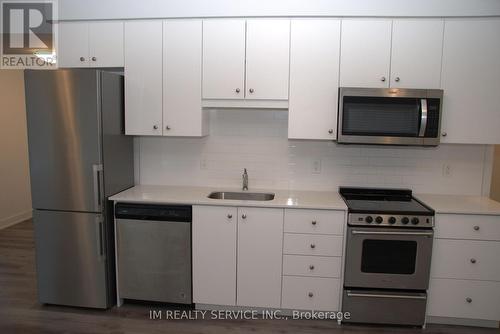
[
  {"xmin": 95, "ymin": 216, "xmax": 105, "ymax": 261},
  {"xmin": 92, "ymin": 164, "xmax": 104, "ymax": 212}
]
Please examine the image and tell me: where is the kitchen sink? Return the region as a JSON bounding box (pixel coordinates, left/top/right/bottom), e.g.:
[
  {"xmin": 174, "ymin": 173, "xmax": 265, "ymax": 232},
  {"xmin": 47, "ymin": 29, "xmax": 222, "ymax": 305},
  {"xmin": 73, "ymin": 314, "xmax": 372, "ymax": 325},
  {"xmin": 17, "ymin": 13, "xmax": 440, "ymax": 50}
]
[{"xmin": 207, "ymin": 191, "xmax": 275, "ymax": 201}]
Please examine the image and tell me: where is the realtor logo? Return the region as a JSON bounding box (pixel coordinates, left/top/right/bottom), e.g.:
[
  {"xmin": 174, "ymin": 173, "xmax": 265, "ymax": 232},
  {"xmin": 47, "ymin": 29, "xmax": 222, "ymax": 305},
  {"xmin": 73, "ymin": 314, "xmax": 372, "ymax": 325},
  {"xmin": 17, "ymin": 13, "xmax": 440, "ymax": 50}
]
[{"xmin": 1, "ymin": 0, "xmax": 58, "ymax": 69}]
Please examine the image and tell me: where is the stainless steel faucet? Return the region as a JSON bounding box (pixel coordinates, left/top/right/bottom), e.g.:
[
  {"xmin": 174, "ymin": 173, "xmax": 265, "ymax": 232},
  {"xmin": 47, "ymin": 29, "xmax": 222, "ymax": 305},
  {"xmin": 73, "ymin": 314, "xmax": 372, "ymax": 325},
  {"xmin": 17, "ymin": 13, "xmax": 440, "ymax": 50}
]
[{"xmin": 242, "ymin": 168, "xmax": 249, "ymax": 191}]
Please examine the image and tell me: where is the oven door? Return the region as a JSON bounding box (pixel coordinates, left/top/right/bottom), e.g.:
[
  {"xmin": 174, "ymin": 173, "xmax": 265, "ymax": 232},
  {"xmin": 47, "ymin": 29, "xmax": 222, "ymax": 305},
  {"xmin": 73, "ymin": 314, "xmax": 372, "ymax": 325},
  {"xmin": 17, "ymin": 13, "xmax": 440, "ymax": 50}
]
[{"xmin": 344, "ymin": 227, "xmax": 433, "ymax": 290}]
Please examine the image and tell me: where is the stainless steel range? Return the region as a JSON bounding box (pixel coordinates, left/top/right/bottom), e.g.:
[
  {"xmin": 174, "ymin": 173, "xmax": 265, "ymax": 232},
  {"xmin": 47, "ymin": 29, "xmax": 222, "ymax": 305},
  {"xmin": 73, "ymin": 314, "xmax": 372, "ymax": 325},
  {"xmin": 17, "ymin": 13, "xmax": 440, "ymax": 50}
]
[{"xmin": 339, "ymin": 187, "xmax": 435, "ymax": 327}]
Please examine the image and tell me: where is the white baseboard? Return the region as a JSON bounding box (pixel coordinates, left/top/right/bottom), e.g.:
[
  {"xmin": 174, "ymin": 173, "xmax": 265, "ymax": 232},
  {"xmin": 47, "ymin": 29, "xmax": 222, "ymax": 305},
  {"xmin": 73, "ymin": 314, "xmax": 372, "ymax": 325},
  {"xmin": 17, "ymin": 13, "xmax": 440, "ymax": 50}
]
[{"xmin": 0, "ymin": 210, "xmax": 32, "ymax": 230}]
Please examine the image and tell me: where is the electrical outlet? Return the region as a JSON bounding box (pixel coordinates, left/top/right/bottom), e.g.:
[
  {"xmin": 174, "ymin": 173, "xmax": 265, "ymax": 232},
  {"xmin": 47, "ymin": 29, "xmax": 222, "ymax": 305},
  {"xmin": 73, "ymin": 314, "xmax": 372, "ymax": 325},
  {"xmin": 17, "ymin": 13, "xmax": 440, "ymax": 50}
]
[
  {"xmin": 312, "ymin": 159, "xmax": 322, "ymax": 174},
  {"xmin": 442, "ymin": 163, "xmax": 452, "ymax": 177},
  {"xmin": 200, "ymin": 158, "xmax": 208, "ymax": 170}
]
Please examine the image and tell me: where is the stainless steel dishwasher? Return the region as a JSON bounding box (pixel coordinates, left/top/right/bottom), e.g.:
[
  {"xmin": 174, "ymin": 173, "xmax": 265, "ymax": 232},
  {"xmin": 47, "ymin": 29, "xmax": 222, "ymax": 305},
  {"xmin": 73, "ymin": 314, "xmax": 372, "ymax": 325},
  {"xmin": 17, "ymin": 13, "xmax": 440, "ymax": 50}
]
[{"xmin": 115, "ymin": 203, "xmax": 192, "ymax": 304}]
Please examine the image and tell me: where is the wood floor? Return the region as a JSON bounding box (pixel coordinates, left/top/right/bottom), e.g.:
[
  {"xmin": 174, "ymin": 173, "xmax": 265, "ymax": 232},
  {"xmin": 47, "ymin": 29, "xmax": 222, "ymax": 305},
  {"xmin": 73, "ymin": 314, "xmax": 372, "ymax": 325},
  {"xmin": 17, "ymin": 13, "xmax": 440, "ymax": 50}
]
[{"xmin": 1, "ymin": 220, "xmax": 499, "ymax": 334}]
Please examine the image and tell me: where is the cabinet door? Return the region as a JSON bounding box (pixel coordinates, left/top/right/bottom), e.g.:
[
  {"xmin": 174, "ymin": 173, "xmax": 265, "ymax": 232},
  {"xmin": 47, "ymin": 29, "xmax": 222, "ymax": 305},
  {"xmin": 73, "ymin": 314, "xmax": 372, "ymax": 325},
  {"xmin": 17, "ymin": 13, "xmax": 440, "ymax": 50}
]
[
  {"xmin": 390, "ymin": 19, "xmax": 444, "ymax": 89},
  {"xmin": 237, "ymin": 207, "xmax": 283, "ymax": 308},
  {"xmin": 58, "ymin": 22, "xmax": 89, "ymax": 67},
  {"xmin": 88, "ymin": 21, "xmax": 124, "ymax": 67},
  {"xmin": 193, "ymin": 206, "xmax": 237, "ymax": 306},
  {"xmin": 340, "ymin": 19, "xmax": 392, "ymax": 88},
  {"xmin": 288, "ymin": 19, "xmax": 341, "ymax": 140},
  {"xmin": 202, "ymin": 20, "xmax": 246, "ymax": 99},
  {"xmin": 440, "ymin": 19, "xmax": 500, "ymax": 144},
  {"xmin": 163, "ymin": 20, "xmax": 205, "ymax": 137},
  {"xmin": 124, "ymin": 21, "xmax": 163, "ymax": 136},
  {"xmin": 245, "ymin": 19, "xmax": 290, "ymax": 100}
]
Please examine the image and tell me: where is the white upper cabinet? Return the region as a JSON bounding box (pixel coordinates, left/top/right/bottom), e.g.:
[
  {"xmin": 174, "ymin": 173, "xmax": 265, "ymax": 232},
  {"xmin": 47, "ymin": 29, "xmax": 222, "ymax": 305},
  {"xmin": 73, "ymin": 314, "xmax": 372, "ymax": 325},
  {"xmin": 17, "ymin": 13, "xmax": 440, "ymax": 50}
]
[
  {"xmin": 124, "ymin": 21, "xmax": 163, "ymax": 136},
  {"xmin": 390, "ymin": 19, "xmax": 443, "ymax": 89},
  {"xmin": 288, "ymin": 19, "xmax": 341, "ymax": 140},
  {"xmin": 163, "ymin": 20, "xmax": 207, "ymax": 137},
  {"xmin": 237, "ymin": 207, "xmax": 283, "ymax": 308},
  {"xmin": 440, "ymin": 18, "xmax": 500, "ymax": 144},
  {"xmin": 340, "ymin": 19, "xmax": 392, "ymax": 88},
  {"xmin": 88, "ymin": 22, "xmax": 124, "ymax": 67},
  {"xmin": 202, "ymin": 20, "xmax": 246, "ymax": 99},
  {"xmin": 58, "ymin": 22, "xmax": 89, "ymax": 67},
  {"xmin": 58, "ymin": 21, "xmax": 123, "ymax": 68},
  {"xmin": 245, "ymin": 19, "xmax": 290, "ymax": 100}
]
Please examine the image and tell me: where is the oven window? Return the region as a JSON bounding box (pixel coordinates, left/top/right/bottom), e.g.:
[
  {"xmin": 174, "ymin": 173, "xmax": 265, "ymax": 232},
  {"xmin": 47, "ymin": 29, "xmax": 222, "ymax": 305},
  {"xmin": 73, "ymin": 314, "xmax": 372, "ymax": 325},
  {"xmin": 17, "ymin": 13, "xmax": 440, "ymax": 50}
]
[
  {"xmin": 342, "ymin": 96, "xmax": 420, "ymax": 137},
  {"xmin": 361, "ymin": 240, "xmax": 417, "ymax": 274}
]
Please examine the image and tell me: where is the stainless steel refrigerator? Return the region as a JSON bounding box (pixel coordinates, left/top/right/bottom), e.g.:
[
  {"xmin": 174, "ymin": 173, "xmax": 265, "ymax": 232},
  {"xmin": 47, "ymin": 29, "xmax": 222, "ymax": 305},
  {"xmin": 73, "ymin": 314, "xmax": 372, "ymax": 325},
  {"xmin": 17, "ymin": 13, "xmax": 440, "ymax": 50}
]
[{"xmin": 24, "ymin": 69, "xmax": 134, "ymax": 309}]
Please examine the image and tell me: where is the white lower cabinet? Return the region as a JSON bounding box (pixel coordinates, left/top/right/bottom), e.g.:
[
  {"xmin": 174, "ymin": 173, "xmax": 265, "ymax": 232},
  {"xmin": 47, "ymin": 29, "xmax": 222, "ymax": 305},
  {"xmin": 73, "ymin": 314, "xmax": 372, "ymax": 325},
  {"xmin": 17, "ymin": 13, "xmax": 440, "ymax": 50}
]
[
  {"xmin": 427, "ymin": 213, "xmax": 500, "ymax": 325},
  {"xmin": 282, "ymin": 276, "xmax": 341, "ymax": 311},
  {"xmin": 193, "ymin": 205, "xmax": 283, "ymax": 308},
  {"xmin": 428, "ymin": 279, "xmax": 500, "ymax": 321}
]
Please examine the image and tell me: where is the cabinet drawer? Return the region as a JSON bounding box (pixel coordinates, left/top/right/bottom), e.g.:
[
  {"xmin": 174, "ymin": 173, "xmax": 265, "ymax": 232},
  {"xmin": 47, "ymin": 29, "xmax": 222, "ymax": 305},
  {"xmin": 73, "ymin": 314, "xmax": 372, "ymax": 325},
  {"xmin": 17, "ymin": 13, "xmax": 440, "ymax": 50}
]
[
  {"xmin": 431, "ymin": 239, "xmax": 500, "ymax": 281},
  {"xmin": 284, "ymin": 209, "xmax": 344, "ymax": 235},
  {"xmin": 435, "ymin": 214, "xmax": 500, "ymax": 241},
  {"xmin": 427, "ymin": 278, "xmax": 500, "ymax": 321},
  {"xmin": 283, "ymin": 234, "xmax": 343, "ymax": 257},
  {"xmin": 282, "ymin": 276, "xmax": 340, "ymax": 311},
  {"xmin": 283, "ymin": 255, "xmax": 342, "ymax": 278}
]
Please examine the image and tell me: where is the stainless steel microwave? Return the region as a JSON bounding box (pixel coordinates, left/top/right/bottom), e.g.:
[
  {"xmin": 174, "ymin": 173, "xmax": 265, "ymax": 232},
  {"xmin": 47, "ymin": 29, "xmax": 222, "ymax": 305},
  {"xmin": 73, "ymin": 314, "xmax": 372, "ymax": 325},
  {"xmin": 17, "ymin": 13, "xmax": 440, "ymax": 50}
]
[{"xmin": 337, "ymin": 88, "xmax": 444, "ymax": 146}]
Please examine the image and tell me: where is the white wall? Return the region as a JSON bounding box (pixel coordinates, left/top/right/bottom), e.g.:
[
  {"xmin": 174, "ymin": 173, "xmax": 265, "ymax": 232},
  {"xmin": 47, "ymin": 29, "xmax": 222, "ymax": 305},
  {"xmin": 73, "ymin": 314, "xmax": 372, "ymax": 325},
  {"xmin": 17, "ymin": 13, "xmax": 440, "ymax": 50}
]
[
  {"xmin": 0, "ymin": 70, "xmax": 32, "ymax": 229},
  {"xmin": 138, "ymin": 110, "xmax": 491, "ymax": 196},
  {"xmin": 59, "ymin": 0, "xmax": 500, "ymax": 20}
]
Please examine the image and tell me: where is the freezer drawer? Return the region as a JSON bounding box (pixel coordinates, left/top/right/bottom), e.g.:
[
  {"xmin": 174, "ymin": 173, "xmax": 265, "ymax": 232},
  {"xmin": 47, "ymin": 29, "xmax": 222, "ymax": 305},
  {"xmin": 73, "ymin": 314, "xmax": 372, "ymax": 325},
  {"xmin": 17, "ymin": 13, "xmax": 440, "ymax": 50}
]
[
  {"xmin": 33, "ymin": 210, "xmax": 109, "ymax": 308},
  {"xmin": 116, "ymin": 206, "xmax": 192, "ymax": 304}
]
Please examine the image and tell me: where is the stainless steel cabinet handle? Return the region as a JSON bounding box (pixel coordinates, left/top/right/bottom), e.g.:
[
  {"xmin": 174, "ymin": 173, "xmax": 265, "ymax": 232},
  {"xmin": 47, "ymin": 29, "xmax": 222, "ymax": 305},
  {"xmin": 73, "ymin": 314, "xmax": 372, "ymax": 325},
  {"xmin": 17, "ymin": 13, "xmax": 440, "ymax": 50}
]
[
  {"xmin": 92, "ymin": 56, "xmax": 97, "ymax": 61},
  {"xmin": 466, "ymin": 297, "xmax": 472, "ymax": 303},
  {"xmin": 473, "ymin": 225, "xmax": 480, "ymax": 231},
  {"xmin": 380, "ymin": 76, "xmax": 386, "ymax": 82},
  {"xmin": 328, "ymin": 129, "xmax": 333, "ymax": 134},
  {"xmin": 347, "ymin": 292, "xmax": 427, "ymax": 300},
  {"xmin": 310, "ymin": 244, "xmax": 316, "ymax": 249},
  {"xmin": 227, "ymin": 214, "xmax": 233, "ymax": 219},
  {"xmin": 249, "ymin": 88, "xmax": 254, "ymax": 93},
  {"xmin": 235, "ymin": 88, "xmax": 240, "ymax": 93},
  {"xmin": 80, "ymin": 56, "xmax": 85, "ymax": 61},
  {"xmin": 442, "ymin": 132, "xmax": 447, "ymax": 137},
  {"xmin": 470, "ymin": 258, "xmax": 477, "ymax": 264},
  {"xmin": 308, "ymin": 292, "xmax": 314, "ymax": 298},
  {"xmin": 395, "ymin": 77, "xmax": 400, "ymax": 82},
  {"xmin": 311, "ymin": 220, "xmax": 317, "ymax": 226},
  {"xmin": 309, "ymin": 265, "xmax": 315, "ymax": 270},
  {"xmin": 351, "ymin": 230, "xmax": 433, "ymax": 237},
  {"xmin": 241, "ymin": 214, "xmax": 247, "ymax": 219},
  {"xmin": 92, "ymin": 164, "xmax": 103, "ymax": 212},
  {"xmin": 153, "ymin": 125, "xmax": 158, "ymax": 130}
]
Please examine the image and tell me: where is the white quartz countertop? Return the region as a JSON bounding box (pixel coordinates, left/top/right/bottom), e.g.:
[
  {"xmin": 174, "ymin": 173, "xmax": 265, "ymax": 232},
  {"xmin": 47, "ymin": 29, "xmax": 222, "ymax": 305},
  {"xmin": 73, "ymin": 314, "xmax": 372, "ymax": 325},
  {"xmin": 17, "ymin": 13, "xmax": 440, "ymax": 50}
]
[
  {"xmin": 109, "ymin": 185, "xmax": 500, "ymax": 215},
  {"xmin": 416, "ymin": 194, "xmax": 500, "ymax": 215},
  {"xmin": 109, "ymin": 185, "xmax": 348, "ymax": 210}
]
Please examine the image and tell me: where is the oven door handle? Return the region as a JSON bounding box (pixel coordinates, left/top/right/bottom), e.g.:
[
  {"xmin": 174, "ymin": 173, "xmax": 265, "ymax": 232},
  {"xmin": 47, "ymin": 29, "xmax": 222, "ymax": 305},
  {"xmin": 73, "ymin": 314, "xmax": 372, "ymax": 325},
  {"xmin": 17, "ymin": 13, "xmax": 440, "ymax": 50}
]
[
  {"xmin": 419, "ymin": 98, "xmax": 428, "ymax": 137},
  {"xmin": 351, "ymin": 230, "xmax": 433, "ymax": 237},
  {"xmin": 346, "ymin": 291, "xmax": 427, "ymax": 300}
]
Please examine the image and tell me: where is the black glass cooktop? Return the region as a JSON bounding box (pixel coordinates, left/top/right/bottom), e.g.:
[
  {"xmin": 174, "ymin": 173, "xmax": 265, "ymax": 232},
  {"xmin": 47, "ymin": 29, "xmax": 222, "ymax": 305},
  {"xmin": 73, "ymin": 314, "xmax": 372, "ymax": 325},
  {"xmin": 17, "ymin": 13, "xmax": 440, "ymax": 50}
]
[{"xmin": 339, "ymin": 187, "xmax": 434, "ymax": 215}]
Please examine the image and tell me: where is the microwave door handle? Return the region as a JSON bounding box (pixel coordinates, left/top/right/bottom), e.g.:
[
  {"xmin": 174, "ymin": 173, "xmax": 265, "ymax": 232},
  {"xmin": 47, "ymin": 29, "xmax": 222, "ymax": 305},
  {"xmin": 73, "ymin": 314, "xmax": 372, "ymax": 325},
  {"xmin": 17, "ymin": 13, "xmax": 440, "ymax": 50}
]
[{"xmin": 419, "ymin": 98, "xmax": 428, "ymax": 137}]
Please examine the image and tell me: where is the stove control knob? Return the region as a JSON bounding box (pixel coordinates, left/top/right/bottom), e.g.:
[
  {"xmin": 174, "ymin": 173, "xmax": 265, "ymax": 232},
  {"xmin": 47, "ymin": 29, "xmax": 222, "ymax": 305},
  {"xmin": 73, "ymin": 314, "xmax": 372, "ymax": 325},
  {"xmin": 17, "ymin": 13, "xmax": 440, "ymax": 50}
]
[
  {"xmin": 375, "ymin": 216, "xmax": 383, "ymax": 224},
  {"xmin": 411, "ymin": 217, "xmax": 420, "ymax": 225},
  {"xmin": 365, "ymin": 216, "xmax": 373, "ymax": 224},
  {"xmin": 401, "ymin": 217, "xmax": 410, "ymax": 225},
  {"xmin": 388, "ymin": 217, "xmax": 396, "ymax": 224}
]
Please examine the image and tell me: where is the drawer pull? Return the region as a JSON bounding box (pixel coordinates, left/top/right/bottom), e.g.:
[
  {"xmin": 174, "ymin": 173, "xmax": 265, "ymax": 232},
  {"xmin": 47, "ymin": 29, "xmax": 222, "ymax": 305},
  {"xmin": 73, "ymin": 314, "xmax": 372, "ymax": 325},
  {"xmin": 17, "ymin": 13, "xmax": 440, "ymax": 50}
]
[
  {"xmin": 227, "ymin": 214, "xmax": 232, "ymax": 219},
  {"xmin": 473, "ymin": 225, "xmax": 480, "ymax": 231},
  {"xmin": 309, "ymin": 265, "xmax": 315, "ymax": 270},
  {"xmin": 241, "ymin": 214, "xmax": 247, "ymax": 219},
  {"xmin": 308, "ymin": 292, "xmax": 314, "ymax": 298},
  {"xmin": 311, "ymin": 220, "xmax": 317, "ymax": 226},
  {"xmin": 347, "ymin": 292, "xmax": 426, "ymax": 300},
  {"xmin": 470, "ymin": 258, "xmax": 477, "ymax": 264},
  {"xmin": 466, "ymin": 297, "xmax": 472, "ymax": 303},
  {"xmin": 310, "ymin": 244, "xmax": 316, "ymax": 249}
]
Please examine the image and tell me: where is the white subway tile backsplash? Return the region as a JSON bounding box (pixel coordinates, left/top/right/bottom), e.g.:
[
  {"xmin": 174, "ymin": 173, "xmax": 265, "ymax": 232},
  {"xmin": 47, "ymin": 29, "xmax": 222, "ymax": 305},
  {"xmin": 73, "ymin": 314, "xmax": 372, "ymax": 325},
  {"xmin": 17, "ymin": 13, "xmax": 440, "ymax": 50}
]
[{"xmin": 138, "ymin": 109, "xmax": 491, "ymax": 195}]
